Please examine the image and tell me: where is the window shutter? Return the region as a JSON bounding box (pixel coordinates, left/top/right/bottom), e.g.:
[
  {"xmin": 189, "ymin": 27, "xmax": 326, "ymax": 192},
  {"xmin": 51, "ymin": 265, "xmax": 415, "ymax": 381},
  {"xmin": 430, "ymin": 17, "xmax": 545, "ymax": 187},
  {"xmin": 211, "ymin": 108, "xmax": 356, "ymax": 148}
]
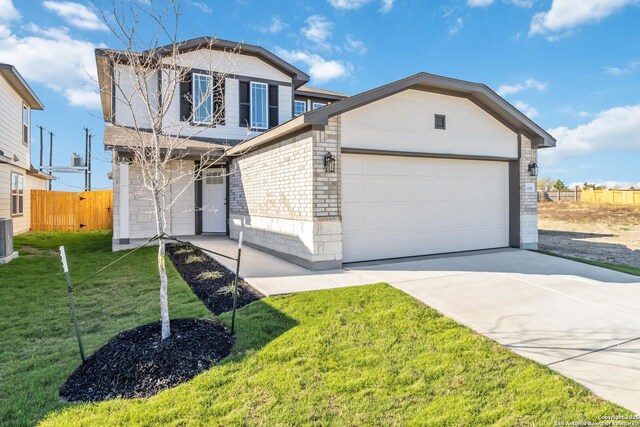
[
  {"xmin": 239, "ymin": 81, "xmax": 250, "ymax": 128},
  {"xmin": 214, "ymin": 76, "xmax": 225, "ymax": 126},
  {"xmin": 268, "ymin": 85, "xmax": 278, "ymax": 128},
  {"xmin": 180, "ymin": 72, "xmax": 192, "ymax": 122}
]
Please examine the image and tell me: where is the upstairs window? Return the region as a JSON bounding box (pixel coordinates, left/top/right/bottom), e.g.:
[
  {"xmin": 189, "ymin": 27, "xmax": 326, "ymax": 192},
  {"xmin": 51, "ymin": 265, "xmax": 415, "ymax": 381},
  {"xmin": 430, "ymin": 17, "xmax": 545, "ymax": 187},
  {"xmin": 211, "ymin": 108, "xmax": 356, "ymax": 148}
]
[
  {"xmin": 22, "ymin": 104, "xmax": 29, "ymax": 145},
  {"xmin": 250, "ymin": 82, "xmax": 268, "ymax": 129},
  {"xmin": 11, "ymin": 172, "xmax": 24, "ymax": 216},
  {"xmin": 312, "ymin": 102, "xmax": 326, "ymax": 110},
  {"xmin": 293, "ymin": 100, "xmax": 306, "ymax": 116},
  {"xmin": 192, "ymin": 73, "xmax": 213, "ymax": 124}
]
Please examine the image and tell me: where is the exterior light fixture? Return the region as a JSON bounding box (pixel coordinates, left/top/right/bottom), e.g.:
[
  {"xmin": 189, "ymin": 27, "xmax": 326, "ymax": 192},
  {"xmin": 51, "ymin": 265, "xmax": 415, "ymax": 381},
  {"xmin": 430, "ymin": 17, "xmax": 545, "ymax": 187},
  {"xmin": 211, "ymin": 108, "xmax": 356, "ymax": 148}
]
[
  {"xmin": 528, "ymin": 161, "xmax": 538, "ymax": 177},
  {"xmin": 324, "ymin": 152, "xmax": 336, "ymax": 173}
]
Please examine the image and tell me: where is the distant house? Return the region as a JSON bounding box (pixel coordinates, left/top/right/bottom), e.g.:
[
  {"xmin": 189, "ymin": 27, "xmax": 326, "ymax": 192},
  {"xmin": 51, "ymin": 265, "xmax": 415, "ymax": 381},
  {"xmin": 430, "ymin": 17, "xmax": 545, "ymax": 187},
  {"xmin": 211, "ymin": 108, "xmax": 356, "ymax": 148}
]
[
  {"xmin": 0, "ymin": 64, "xmax": 52, "ymax": 235},
  {"xmin": 97, "ymin": 37, "xmax": 555, "ymax": 269}
]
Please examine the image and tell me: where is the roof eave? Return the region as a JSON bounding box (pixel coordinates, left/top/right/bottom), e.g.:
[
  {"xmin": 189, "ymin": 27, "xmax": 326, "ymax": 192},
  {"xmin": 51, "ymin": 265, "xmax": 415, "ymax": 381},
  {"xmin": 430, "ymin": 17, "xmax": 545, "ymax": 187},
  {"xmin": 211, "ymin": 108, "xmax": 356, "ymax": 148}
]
[{"xmin": 0, "ymin": 64, "xmax": 45, "ymax": 110}]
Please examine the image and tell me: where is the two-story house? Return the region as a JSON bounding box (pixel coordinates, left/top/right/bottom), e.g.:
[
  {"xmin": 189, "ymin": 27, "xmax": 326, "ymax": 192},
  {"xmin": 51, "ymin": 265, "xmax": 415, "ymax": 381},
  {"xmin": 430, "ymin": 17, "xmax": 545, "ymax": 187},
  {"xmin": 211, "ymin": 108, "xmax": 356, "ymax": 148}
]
[
  {"xmin": 97, "ymin": 37, "xmax": 555, "ymax": 270},
  {"xmin": 0, "ymin": 63, "xmax": 50, "ymax": 235}
]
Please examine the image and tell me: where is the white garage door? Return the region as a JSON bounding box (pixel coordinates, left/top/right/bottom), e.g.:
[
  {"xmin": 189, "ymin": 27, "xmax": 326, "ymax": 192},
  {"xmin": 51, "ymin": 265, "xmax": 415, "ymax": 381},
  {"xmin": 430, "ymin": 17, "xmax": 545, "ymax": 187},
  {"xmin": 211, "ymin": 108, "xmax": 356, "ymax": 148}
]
[{"xmin": 342, "ymin": 154, "xmax": 510, "ymax": 263}]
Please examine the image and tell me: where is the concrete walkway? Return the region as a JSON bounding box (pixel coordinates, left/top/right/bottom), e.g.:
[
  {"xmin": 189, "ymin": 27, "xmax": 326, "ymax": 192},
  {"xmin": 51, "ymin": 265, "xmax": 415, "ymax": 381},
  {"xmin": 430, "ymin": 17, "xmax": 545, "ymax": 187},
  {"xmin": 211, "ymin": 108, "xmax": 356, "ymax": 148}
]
[{"xmin": 189, "ymin": 236, "xmax": 640, "ymax": 414}]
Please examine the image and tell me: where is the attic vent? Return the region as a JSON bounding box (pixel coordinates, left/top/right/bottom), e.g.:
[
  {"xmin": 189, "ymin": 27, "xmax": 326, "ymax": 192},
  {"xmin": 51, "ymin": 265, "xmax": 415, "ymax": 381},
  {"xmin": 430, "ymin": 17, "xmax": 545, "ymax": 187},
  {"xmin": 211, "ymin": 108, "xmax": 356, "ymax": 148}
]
[{"xmin": 435, "ymin": 114, "xmax": 446, "ymax": 130}]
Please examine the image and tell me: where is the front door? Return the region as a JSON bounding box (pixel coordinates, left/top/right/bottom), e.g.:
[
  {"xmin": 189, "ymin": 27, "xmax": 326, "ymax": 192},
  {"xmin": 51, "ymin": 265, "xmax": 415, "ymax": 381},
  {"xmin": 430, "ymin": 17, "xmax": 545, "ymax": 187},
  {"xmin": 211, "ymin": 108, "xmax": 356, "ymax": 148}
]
[{"xmin": 202, "ymin": 169, "xmax": 226, "ymax": 233}]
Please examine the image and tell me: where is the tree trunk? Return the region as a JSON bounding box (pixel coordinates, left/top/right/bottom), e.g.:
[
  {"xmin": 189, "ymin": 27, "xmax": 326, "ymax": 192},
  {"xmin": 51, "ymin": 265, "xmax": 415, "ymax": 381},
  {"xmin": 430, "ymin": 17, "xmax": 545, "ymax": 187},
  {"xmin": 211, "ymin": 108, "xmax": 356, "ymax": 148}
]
[{"xmin": 158, "ymin": 237, "xmax": 170, "ymax": 340}]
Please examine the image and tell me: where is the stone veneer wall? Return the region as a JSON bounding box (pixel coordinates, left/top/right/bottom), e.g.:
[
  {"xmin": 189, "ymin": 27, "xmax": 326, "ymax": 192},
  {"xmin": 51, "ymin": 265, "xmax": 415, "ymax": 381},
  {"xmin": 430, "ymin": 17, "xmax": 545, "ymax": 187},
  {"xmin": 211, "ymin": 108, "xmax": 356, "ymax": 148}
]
[
  {"xmin": 229, "ymin": 119, "xmax": 344, "ymax": 270},
  {"xmin": 519, "ymin": 135, "xmax": 538, "ymax": 249}
]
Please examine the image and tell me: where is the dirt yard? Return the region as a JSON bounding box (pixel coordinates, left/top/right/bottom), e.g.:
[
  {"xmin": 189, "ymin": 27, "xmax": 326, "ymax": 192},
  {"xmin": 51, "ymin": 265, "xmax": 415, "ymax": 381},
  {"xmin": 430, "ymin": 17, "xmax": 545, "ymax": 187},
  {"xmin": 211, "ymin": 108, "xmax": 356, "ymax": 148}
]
[{"xmin": 538, "ymin": 202, "xmax": 640, "ymax": 268}]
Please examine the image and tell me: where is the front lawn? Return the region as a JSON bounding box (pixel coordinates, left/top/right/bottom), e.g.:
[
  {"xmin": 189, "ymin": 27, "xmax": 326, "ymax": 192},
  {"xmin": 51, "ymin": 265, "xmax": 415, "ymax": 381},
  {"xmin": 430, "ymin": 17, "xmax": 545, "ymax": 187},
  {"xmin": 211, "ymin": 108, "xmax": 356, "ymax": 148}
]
[
  {"xmin": 1, "ymin": 232, "xmax": 629, "ymax": 426},
  {"xmin": 0, "ymin": 231, "xmax": 210, "ymax": 427}
]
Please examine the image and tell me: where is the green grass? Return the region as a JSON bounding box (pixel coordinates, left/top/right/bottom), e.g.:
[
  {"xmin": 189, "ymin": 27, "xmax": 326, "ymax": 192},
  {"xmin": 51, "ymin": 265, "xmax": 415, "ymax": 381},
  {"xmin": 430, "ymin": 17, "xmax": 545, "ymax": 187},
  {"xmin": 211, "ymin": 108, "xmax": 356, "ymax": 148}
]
[
  {"xmin": 0, "ymin": 231, "xmax": 210, "ymax": 427},
  {"xmin": 1, "ymin": 232, "xmax": 629, "ymax": 426},
  {"xmin": 537, "ymin": 249, "xmax": 640, "ymax": 276}
]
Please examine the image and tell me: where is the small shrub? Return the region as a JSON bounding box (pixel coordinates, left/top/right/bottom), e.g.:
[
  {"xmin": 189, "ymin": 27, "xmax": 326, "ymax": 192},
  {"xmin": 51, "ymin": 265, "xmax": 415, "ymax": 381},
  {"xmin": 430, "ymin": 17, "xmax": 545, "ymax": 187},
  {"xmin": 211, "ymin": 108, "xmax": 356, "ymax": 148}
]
[
  {"xmin": 216, "ymin": 285, "xmax": 235, "ymax": 295},
  {"xmin": 174, "ymin": 247, "xmax": 193, "ymax": 255},
  {"xmin": 196, "ymin": 271, "xmax": 223, "ymax": 281},
  {"xmin": 185, "ymin": 255, "xmax": 206, "ymax": 264}
]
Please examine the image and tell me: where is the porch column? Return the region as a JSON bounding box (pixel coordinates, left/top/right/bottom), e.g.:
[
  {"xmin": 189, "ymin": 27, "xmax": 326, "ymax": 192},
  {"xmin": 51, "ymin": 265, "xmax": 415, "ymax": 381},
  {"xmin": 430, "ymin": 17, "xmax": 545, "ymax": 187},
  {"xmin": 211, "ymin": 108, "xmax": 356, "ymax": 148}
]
[{"xmin": 119, "ymin": 162, "xmax": 130, "ymax": 244}]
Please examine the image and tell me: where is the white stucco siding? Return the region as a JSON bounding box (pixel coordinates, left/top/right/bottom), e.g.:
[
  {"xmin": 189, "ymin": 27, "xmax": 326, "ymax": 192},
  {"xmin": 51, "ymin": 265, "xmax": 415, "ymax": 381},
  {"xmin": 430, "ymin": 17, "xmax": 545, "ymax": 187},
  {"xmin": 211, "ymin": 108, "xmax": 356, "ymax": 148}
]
[
  {"xmin": 0, "ymin": 76, "xmax": 31, "ymax": 170},
  {"xmin": 170, "ymin": 49, "xmax": 291, "ymax": 82},
  {"xmin": 340, "ymin": 89, "xmax": 518, "ymax": 158},
  {"xmin": 113, "ymin": 64, "xmax": 157, "ymax": 129}
]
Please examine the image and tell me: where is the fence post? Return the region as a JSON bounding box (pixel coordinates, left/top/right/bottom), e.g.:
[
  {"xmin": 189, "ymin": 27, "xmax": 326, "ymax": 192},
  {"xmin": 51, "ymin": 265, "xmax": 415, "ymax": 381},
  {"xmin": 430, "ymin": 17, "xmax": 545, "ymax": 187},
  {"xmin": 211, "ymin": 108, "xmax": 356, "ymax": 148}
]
[
  {"xmin": 230, "ymin": 231, "xmax": 243, "ymax": 336},
  {"xmin": 60, "ymin": 246, "xmax": 86, "ymax": 364}
]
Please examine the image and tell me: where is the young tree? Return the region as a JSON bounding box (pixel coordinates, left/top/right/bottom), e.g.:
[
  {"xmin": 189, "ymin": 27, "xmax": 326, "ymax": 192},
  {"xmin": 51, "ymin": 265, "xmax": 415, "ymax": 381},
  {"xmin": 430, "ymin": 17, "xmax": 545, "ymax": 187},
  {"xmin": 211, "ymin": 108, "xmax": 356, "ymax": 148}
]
[
  {"xmin": 537, "ymin": 177, "xmax": 555, "ymax": 192},
  {"xmin": 95, "ymin": 1, "xmax": 242, "ymax": 340},
  {"xmin": 552, "ymin": 179, "xmax": 568, "ymax": 191}
]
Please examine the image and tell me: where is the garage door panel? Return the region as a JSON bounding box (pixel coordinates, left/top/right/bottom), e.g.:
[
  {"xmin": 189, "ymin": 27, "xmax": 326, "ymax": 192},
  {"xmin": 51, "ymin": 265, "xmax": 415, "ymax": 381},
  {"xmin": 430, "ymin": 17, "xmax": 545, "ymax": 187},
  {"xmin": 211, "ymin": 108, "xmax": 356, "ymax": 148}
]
[{"xmin": 342, "ymin": 154, "xmax": 510, "ymax": 263}]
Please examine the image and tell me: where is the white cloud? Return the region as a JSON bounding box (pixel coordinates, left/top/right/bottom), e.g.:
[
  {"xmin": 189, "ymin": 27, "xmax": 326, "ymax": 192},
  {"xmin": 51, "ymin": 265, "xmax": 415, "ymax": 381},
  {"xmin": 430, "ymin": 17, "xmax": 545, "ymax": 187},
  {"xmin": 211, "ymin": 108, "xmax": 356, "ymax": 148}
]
[
  {"xmin": 497, "ymin": 78, "xmax": 547, "ymax": 96},
  {"xmin": 604, "ymin": 60, "xmax": 640, "ymax": 75},
  {"xmin": 0, "ymin": 0, "xmax": 20, "ymax": 22},
  {"xmin": 529, "ymin": 0, "xmax": 637, "ymax": 37},
  {"xmin": 449, "ymin": 17, "xmax": 464, "ymax": 34},
  {"xmin": 513, "ymin": 100, "xmax": 539, "ymax": 118},
  {"xmin": 344, "ymin": 35, "xmax": 367, "ymax": 54},
  {"xmin": 539, "ymin": 105, "xmax": 640, "ymax": 163},
  {"xmin": 258, "ymin": 16, "xmax": 286, "ymax": 34},
  {"xmin": 43, "ymin": 1, "xmax": 108, "ymax": 31},
  {"xmin": 192, "ymin": 1, "xmax": 213, "ymax": 13},
  {"xmin": 301, "ymin": 15, "xmax": 334, "ymax": 50},
  {"xmin": 327, "ymin": 0, "xmax": 394, "ymax": 12},
  {"xmin": 506, "ymin": 0, "xmax": 535, "ymax": 7},
  {"xmin": 467, "ymin": 0, "xmax": 494, "ymax": 6},
  {"xmin": 0, "ymin": 24, "xmax": 102, "ymax": 109},
  {"xmin": 276, "ymin": 48, "xmax": 352, "ymax": 83}
]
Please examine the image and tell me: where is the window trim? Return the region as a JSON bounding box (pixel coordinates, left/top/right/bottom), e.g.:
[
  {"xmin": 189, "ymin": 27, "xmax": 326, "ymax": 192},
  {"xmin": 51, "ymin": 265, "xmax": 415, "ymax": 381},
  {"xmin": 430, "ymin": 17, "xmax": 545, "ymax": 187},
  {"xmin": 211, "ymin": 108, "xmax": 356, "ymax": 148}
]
[
  {"xmin": 312, "ymin": 102, "xmax": 326, "ymax": 110},
  {"xmin": 191, "ymin": 72, "xmax": 214, "ymax": 125},
  {"xmin": 435, "ymin": 114, "xmax": 446, "ymax": 130},
  {"xmin": 293, "ymin": 100, "xmax": 306, "ymax": 116},
  {"xmin": 22, "ymin": 104, "xmax": 29, "ymax": 145},
  {"xmin": 250, "ymin": 81, "xmax": 269, "ymax": 130},
  {"xmin": 10, "ymin": 172, "xmax": 24, "ymax": 217}
]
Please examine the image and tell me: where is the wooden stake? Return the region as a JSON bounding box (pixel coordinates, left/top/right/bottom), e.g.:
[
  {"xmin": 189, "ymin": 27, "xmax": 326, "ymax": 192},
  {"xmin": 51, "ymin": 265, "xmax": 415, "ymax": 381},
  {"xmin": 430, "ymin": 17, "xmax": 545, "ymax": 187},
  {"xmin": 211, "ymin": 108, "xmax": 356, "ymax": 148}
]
[
  {"xmin": 60, "ymin": 246, "xmax": 86, "ymax": 363},
  {"xmin": 230, "ymin": 231, "xmax": 243, "ymax": 335}
]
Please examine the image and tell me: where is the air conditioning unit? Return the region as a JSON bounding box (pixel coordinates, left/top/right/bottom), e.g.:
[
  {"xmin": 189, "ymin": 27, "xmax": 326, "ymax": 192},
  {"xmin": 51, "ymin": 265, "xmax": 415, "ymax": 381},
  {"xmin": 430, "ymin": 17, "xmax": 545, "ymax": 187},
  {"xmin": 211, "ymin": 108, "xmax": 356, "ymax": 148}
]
[
  {"xmin": 0, "ymin": 218, "xmax": 16, "ymax": 263},
  {"xmin": 71, "ymin": 153, "xmax": 85, "ymax": 167}
]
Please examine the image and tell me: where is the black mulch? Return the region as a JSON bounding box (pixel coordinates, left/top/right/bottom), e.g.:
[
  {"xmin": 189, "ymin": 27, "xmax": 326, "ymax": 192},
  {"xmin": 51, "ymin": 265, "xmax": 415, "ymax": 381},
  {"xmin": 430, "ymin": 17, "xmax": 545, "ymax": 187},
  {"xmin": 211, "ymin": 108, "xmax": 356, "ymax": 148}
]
[
  {"xmin": 60, "ymin": 318, "xmax": 233, "ymax": 402},
  {"xmin": 166, "ymin": 243, "xmax": 263, "ymax": 315}
]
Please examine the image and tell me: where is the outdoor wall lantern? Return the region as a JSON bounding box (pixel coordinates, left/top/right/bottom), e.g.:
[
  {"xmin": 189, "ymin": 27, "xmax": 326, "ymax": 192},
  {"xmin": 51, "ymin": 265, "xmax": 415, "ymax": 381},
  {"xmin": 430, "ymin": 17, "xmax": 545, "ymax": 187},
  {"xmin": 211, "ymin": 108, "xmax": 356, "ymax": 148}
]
[
  {"xmin": 324, "ymin": 152, "xmax": 336, "ymax": 173},
  {"xmin": 528, "ymin": 161, "xmax": 538, "ymax": 177}
]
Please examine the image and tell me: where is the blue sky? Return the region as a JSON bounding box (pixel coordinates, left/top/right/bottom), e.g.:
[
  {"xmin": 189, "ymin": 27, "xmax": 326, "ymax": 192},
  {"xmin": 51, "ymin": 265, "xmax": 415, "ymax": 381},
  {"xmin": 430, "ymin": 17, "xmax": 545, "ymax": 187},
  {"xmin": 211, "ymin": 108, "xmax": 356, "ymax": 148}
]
[{"xmin": 1, "ymin": 0, "xmax": 639, "ymax": 190}]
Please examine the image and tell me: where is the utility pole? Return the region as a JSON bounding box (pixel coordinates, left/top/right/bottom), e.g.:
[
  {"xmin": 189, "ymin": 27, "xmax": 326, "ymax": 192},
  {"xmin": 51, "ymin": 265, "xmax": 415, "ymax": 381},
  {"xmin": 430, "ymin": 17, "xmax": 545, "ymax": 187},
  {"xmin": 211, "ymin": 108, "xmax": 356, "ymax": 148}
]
[
  {"xmin": 48, "ymin": 131, "xmax": 54, "ymax": 191},
  {"xmin": 37, "ymin": 125, "xmax": 46, "ymax": 170},
  {"xmin": 88, "ymin": 133, "xmax": 92, "ymax": 191},
  {"xmin": 84, "ymin": 127, "xmax": 89, "ymax": 191}
]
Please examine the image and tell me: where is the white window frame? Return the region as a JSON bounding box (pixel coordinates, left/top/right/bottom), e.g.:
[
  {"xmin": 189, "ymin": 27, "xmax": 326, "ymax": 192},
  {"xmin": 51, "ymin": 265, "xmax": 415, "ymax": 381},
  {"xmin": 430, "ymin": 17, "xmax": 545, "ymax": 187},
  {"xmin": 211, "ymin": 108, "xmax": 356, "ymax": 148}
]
[
  {"xmin": 22, "ymin": 104, "xmax": 29, "ymax": 145},
  {"xmin": 312, "ymin": 102, "xmax": 326, "ymax": 110},
  {"xmin": 10, "ymin": 172, "xmax": 24, "ymax": 217},
  {"xmin": 250, "ymin": 81, "xmax": 268, "ymax": 130},
  {"xmin": 293, "ymin": 100, "xmax": 306, "ymax": 116},
  {"xmin": 192, "ymin": 73, "xmax": 214, "ymax": 124}
]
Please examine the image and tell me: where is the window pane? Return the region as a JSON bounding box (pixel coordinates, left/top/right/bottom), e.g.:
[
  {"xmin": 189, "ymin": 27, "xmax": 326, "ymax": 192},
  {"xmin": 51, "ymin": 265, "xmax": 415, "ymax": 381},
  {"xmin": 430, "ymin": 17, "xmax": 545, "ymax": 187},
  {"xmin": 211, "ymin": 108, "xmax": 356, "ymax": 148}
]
[
  {"xmin": 18, "ymin": 194, "xmax": 23, "ymax": 214},
  {"xmin": 251, "ymin": 82, "xmax": 268, "ymax": 129},
  {"xmin": 294, "ymin": 101, "xmax": 306, "ymax": 116},
  {"xmin": 193, "ymin": 74, "xmax": 213, "ymax": 123},
  {"xmin": 312, "ymin": 102, "xmax": 326, "ymax": 110},
  {"xmin": 23, "ymin": 106, "xmax": 29, "ymax": 144},
  {"xmin": 12, "ymin": 195, "xmax": 17, "ymax": 215},
  {"xmin": 17, "ymin": 175, "xmax": 23, "ymax": 191}
]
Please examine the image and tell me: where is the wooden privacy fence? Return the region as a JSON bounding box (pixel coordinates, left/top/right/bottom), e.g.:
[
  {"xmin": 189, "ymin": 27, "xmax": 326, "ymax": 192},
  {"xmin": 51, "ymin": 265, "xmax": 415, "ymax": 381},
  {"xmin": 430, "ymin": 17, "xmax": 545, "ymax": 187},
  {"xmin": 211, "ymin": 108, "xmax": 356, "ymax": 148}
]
[
  {"xmin": 31, "ymin": 190, "xmax": 113, "ymax": 231},
  {"xmin": 581, "ymin": 189, "xmax": 640, "ymax": 205},
  {"xmin": 538, "ymin": 189, "xmax": 581, "ymax": 202}
]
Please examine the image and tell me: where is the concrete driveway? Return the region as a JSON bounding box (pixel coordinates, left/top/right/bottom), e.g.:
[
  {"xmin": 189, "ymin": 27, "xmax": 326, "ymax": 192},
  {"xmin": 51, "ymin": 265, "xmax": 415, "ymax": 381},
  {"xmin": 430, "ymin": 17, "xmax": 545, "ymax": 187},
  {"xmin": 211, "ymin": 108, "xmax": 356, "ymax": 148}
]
[{"xmin": 190, "ymin": 236, "xmax": 640, "ymax": 413}]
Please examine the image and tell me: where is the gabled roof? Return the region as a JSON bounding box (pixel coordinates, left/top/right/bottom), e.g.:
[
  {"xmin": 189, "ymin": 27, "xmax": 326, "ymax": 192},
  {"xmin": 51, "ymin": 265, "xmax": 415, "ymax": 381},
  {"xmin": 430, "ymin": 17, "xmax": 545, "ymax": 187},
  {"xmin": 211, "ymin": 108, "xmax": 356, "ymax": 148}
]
[
  {"xmin": 228, "ymin": 72, "xmax": 556, "ymax": 155},
  {"xmin": 0, "ymin": 63, "xmax": 44, "ymax": 110},
  {"xmin": 95, "ymin": 37, "xmax": 311, "ymax": 122},
  {"xmin": 295, "ymin": 85, "xmax": 349, "ymax": 101}
]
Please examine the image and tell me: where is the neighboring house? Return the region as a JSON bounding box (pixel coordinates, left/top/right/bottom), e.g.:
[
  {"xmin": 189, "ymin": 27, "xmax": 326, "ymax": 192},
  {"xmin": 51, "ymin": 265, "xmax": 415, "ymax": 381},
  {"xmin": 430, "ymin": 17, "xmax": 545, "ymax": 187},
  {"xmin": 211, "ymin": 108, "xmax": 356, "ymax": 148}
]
[
  {"xmin": 97, "ymin": 37, "xmax": 555, "ymax": 269},
  {"xmin": 293, "ymin": 86, "xmax": 348, "ymax": 116},
  {"xmin": 0, "ymin": 64, "xmax": 50, "ymax": 235}
]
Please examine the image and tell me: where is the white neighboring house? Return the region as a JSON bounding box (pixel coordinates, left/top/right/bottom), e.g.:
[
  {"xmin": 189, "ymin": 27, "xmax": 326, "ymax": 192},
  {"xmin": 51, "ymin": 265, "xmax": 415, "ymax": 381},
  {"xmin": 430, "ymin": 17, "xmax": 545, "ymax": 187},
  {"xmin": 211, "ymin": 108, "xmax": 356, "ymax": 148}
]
[
  {"xmin": 98, "ymin": 37, "xmax": 555, "ymax": 270},
  {"xmin": 0, "ymin": 64, "xmax": 51, "ymax": 235}
]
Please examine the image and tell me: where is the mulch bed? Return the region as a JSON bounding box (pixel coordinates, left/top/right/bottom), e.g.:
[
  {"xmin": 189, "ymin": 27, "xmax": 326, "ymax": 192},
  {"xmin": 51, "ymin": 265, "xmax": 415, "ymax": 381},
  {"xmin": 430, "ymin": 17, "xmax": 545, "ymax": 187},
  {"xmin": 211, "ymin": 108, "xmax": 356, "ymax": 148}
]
[
  {"xmin": 166, "ymin": 243, "xmax": 263, "ymax": 315},
  {"xmin": 60, "ymin": 318, "xmax": 233, "ymax": 402}
]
